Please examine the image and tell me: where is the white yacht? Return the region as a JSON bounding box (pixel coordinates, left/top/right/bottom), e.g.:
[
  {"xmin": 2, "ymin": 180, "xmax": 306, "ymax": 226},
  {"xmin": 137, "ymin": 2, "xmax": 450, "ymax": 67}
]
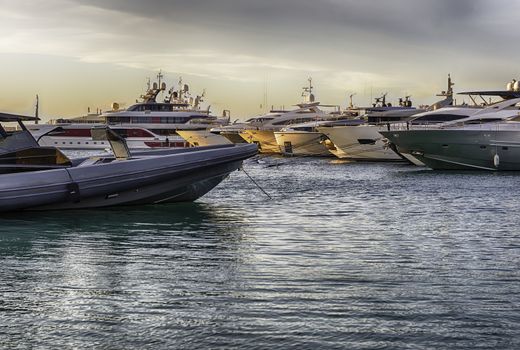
[
  {"xmin": 272, "ymin": 93, "xmax": 361, "ymax": 157},
  {"xmin": 318, "ymin": 76, "xmax": 456, "ymax": 161},
  {"xmin": 238, "ymin": 78, "xmax": 340, "ymax": 153},
  {"xmin": 28, "ymin": 73, "xmax": 229, "ymax": 150},
  {"xmin": 273, "ymin": 116, "xmax": 362, "ymax": 157},
  {"xmin": 317, "ymin": 95, "xmax": 423, "ymax": 161}
]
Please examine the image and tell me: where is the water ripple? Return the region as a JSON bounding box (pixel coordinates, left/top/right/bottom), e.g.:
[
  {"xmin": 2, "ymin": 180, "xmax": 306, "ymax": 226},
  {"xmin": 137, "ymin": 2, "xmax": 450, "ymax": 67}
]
[{"xmin": 1, "ymin": 157, "xmax": 520, "ymax": 349}]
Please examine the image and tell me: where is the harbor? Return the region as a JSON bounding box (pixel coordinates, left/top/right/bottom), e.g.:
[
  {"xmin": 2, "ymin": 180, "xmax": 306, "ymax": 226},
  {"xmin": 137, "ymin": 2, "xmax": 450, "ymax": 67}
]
[{"xmin": 2, "ymin": 0, "xmax": 520, "ymax": 349}]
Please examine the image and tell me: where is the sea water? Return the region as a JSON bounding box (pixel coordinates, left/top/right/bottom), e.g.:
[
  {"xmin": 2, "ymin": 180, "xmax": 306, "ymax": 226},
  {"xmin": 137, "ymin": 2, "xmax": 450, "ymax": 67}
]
[{"xmin": 1, "ymin": 156, "xmax": 519, "ymax": 349}]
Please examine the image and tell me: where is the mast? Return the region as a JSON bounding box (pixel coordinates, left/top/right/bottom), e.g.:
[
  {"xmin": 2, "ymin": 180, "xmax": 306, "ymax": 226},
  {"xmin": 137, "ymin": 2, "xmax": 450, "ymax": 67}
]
[
  {"xmin": 302, "ymin": 77, "xmax": 315, "ymax": 103},
  {"xmin": 157, "ymin": 70, "xmax": 163, "ymax": 89},
  {"xmin": 349, "ymin": 93, "xmax": 356, "ymax": 109},
  {"xmin": 447, "ymin": 73, "xmax": 454, "ymax": 97},
  {"xmin": 35, "ymin": 94, "xmax": 39, "ymax": 124}
]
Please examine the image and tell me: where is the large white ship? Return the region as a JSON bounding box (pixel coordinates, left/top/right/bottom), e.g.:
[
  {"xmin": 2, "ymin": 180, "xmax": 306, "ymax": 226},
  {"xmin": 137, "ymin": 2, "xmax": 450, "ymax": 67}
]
[{"xmin": 28, "ymin": 73, "xmax": 229, "ymax": 150}]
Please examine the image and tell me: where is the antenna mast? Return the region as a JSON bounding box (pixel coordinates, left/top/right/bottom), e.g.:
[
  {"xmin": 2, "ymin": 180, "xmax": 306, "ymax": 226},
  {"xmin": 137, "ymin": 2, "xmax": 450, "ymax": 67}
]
[
  {"xmin": 447, "ymin": 73, "xmax": 454, "ymax": 96},
  {"xmin": 349, "ymin": 93, "xmax": 356, "ymax": 108},
  {"xmin": 157, "ymin": 70, "xmax": 163, "ymax": 88},
  {"xmin": 35, "ymin": 94, "xmax": 39, "ymax": 124}
]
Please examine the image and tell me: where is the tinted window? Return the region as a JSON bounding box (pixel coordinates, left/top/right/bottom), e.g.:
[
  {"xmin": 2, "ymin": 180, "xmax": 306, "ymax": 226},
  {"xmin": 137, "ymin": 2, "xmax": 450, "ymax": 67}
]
[{"xmin": 412, "ymin": 114, "xmax": 468, "ymax": 124}]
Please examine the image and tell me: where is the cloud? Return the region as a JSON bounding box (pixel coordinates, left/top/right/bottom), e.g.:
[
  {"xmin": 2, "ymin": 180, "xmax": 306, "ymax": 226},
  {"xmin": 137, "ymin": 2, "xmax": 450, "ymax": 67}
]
[{"xmin": 1, "ymin": 0, "xmax": 520, "ymax": 116}]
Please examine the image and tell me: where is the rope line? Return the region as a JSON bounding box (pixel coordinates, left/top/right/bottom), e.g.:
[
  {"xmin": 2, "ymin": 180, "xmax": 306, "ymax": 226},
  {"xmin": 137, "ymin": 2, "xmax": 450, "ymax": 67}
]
[{"xmin": 240, "ymin": 166, "xmax": 272, "ymax": 200}]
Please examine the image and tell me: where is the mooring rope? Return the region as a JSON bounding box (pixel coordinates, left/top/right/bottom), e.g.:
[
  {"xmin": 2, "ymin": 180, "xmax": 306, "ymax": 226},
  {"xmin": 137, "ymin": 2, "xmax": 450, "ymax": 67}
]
[{"xmin": 240, "ymin": 166, "xmax": 272, "ymax": 200}]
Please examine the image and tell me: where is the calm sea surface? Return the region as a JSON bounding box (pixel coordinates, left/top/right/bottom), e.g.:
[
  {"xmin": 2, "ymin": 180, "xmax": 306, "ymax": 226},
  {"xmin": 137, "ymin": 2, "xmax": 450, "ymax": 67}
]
[{"xmin": 1, "ymin": 156, "xmax": 520, "ymax": 349}]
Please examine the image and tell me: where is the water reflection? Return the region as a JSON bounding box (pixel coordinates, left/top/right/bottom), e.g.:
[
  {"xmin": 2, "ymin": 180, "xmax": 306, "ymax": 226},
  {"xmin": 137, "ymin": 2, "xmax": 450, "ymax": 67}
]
[
  {"xmin": 0, "ymin": 202, "xmax": 254, "ymax": 349},
  {"xmin": 2, "ymin": 157, "xmax": 520, "ymax": 349},
  {"xmin": 1, "ymin": 202, "xmax": 248, "ymax": 239}
]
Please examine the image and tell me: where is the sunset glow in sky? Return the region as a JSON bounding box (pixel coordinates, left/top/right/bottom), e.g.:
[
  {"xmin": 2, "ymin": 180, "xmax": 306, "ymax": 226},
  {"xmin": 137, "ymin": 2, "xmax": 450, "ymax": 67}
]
[{"xmin": 0, "ymin": 0, "xmax": 519, "ymax": 121}]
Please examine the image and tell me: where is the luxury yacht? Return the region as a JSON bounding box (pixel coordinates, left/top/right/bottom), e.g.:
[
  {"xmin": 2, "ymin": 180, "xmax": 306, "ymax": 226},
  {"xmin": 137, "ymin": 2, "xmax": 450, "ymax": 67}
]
[
  {"xmin": 380, "ymin": 83, "xmax": 520, "ymax": 170},
  {"xmin": 316, "ymin": 95, "xmax": 423, "ymax": 161},
  {"xmin": 318, "ymin": 76, "xmax": 455, "ymax": 161},
  {"xmin": 273, "ymin": 117, "xmax": 362, "ymax": 157},
  {"xmin": 238, "ymin": 78, "xmax": 341, "ymax": 153},
  {"xmin": 28, "ymin": 73, "xmax": 229, "ymax": 150}
]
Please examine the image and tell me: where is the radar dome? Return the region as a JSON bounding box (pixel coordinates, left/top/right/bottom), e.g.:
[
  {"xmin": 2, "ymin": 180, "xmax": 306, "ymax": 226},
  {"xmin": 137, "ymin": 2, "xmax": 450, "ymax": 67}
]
[
  {"xmin": 161, "ymin": 82, "xmax": 167, "ymax": 90},
  {"xmin": 111, "ymin": 102, "xmax": 120, "ymax": 111},
  {"xmin": 514, "ymin": 81, "xmax": 520, "ymax": 91},
  {"xmin": 183, "ymin": 84, "xmax": 189, "ymax": 92},
  {"xmin": 153, "ymin": 82, "xmax": 158, "ymax": 90},
  {"xmin": 309, "ymin": 93, "xmax": 315, "ymax": 102},
  {"xmin": 507, "ymin": 82, "xmax": 513, "ymax": 91}
]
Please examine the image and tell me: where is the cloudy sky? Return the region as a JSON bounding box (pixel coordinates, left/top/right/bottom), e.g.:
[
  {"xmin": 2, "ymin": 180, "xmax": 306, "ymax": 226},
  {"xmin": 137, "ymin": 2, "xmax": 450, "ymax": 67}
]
[{"xmin": 0, "ymin": 0, "xmax": 518, "ymax": 120}]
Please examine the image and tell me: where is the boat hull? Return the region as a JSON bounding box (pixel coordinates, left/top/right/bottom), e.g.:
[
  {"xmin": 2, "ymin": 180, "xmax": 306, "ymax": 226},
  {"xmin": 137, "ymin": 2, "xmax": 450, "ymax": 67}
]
[
  {"xmin": 219, "ymin": 131, "xmax": 248, "ymax": 144},
  {"xmin": 177, "ymin": 129, "xmax": 233, "ymax": 147},
  {"xmin": 274, "ymin": 131, "xmax": 332, "ymax": 156},
  {"xmin": 381, "ymin": 129, "xmax": 520, "ymax": 170},
  {"xmin": 241, "ymin": 129, "xmax": 280, "ymax": 153},
  {"xmin": 0, "ymin": 144, "xmax": 257, "ymax": 212},
  {"xmin": 318, "ymin": 125, "xmax": 403, "ymax": 161}
]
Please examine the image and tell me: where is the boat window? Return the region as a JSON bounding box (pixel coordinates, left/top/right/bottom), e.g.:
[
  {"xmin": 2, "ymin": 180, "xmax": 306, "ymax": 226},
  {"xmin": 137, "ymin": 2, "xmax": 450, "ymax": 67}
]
[
  {"xmin": 358, "ymin": 139, "xmax": 376, "ymax": 145},
  {"xmin": 271, "ymin": 117, "xmax": 316, "ymax": 126},
  {"xmin": 412, "ymin": 114, "xmax": 468, "ymax": 124},
  {"xmin": 107, "ymin": 117, "xmax": 131, "ymax": 123},
  {"xmin": 465, "ymin": 118, "xmax": 504, "ymax": 124},
  {"xmin": 293, "ymin": 127, "xmax": 314, "ymax": 132}
]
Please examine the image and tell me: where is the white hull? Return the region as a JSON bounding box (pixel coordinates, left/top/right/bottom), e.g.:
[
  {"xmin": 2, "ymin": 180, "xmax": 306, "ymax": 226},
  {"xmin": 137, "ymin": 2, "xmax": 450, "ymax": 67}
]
[
  {"xmin": 177, "ymin": 129, "xmax": 232, "ymax": 146},
  {"xmin": 274, "ymin": 131, "xmax": 331, "ymax": 156},
  {"xmin": 318, "ymin": 125, "xmax": 402, "ymax": 161},
  {"xmin": 321, "ymin": 139, "xmax": 350, "ymax": 158},
  {"xmin": 241, "ymin": 129, "xmax": 280, "ymax": 153}
]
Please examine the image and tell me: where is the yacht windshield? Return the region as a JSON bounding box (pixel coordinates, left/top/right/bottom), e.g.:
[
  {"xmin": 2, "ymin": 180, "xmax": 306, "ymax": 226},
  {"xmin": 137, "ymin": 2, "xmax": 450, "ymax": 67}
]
[{"xmin": 411, "ymin": 114, "xmax": 469, "ymax": 124}]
